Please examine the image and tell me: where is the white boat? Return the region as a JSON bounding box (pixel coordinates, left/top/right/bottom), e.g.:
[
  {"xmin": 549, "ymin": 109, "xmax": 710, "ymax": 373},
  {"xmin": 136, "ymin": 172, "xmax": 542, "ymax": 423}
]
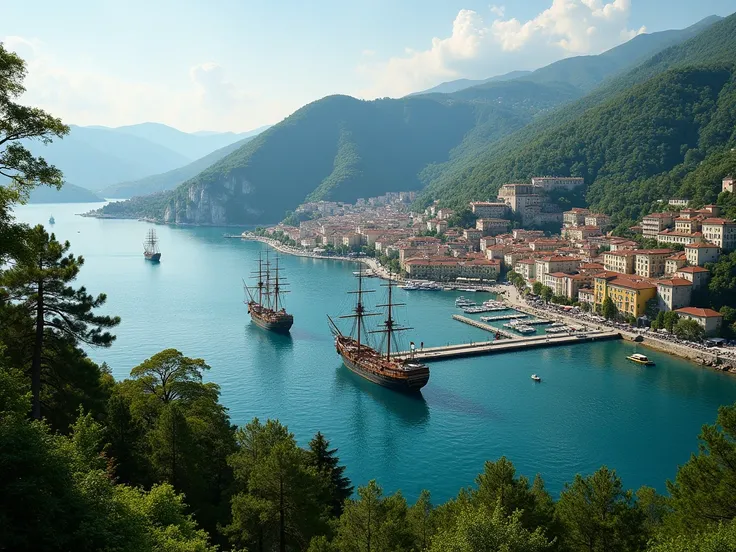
[
  {"xmin": 531, "ymin": 374, "xmax": 541, "ymax": 382},
  {"xmin": 549, "ymin": 322, "xmax": 566, "ymax": 328}
]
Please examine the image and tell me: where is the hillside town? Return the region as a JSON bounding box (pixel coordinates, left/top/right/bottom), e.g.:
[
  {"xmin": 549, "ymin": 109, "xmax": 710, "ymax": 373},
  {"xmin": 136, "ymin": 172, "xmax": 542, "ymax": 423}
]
[{"xmin": 257, "ymin": 175, "xmax": 736, "ymax": 338}]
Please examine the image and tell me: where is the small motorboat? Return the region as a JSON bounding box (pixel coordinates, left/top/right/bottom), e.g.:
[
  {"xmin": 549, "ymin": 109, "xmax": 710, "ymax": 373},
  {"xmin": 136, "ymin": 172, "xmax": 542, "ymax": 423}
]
[
  {"xmin": 627, "ymin": 353, "xmax": 655, "ymax": 366},
  {"xmin": 531, "ymin": 374, "xmax": 541, "ymax": 382}
]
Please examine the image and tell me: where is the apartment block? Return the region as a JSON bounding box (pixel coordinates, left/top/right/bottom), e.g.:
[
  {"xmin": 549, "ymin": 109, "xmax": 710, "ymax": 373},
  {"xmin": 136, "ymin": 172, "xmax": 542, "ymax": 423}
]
[
  {"xmin": 476, "ymin": 218, "xmax": 511, "ymax": 236},
  {"xmin": 657, "ymin": 230, "xmax": 705, "ymax": 246},
  {"xmin": 563, "ymin": 208, "xmax": 590, "ymax": 227},
  {"xmin": 701, "ymin": 218, "xmax": 736, "ymax": 251},
  {"xmin": 656, "ymin": 278, "xmax": 693, "ymax": 312},
  {"xmin": 603, "ymin": 250, "xmax": 637, "ymax": 274},
  {"xmin": 634, "ymin": 249, "xmax": 673, "ymax": 278},
  {"xmin": 534, "ymin": 256, "xmax": 582, "ymax": 281},
  {"xmin": 675, "ymin": 266, "xmax": 710, "ymax": 290},
  {"xmin": 404, "ymin": 257, "xmax": 501, "ymax": 282},
  {"xmin": 469, "ymin": 201, "xmax": 508, "ymax": 219},
  {"xmin": 594, "ymin": 273, "xmax": 657, "ymax": 317},
  {"xmin": 584, "ymin": 213, "xmax": 611, "ymax": 229},
  {"xmin": 684, "ymin": 242, "xmax": 720, "ymax": 266},
  {"xmin": 642, "ymin": 212, "xmax": 675, "ymax": 238}
]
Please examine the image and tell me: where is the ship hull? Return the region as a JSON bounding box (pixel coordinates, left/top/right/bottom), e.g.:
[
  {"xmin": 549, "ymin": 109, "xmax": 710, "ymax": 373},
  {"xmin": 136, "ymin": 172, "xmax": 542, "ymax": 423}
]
[
  {"xmin": 249, "ymin": 311, "xmax": 294, "ymax": 334},
  {"xmin": 338, "ymin": 352, "xmax": 429, "ymax": 393},
  {"xmin": 144, "ymin": 252, "xmax": 161, "ymax": 262}
]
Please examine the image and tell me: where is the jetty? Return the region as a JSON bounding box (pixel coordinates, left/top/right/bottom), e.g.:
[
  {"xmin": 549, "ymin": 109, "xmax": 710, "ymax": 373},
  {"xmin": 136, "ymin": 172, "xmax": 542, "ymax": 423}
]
[
  {"xmin": 478, "ymin": 313, "xmax": 526, "ymax": 322},
  {"xmin": 452, "ymin": 315, "xmax": 516, "ymax": 338},
  {"xmin": 396, "ymin": 330, "xmax": 620, "ymax": 362}
]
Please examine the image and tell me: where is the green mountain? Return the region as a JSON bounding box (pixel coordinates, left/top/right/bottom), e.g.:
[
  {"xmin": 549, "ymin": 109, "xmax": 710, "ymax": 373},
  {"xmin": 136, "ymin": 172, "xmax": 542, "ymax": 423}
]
[
  {"xmin": 98, "ymin": 135, "xmax": 257, "ymax": 199},
  {"xmin": 97, "ymin": 81, "xmax": 583, "ymax": 224},
  {"xmin": 96, "ymin": 14, "xmax": 734, "ymax": 226},
  {"xmin": 419, "ymin": 12, "xmax": 736, "ymax": 219},
  {"xmin": 28, "ymin": 182, "xmax": 103, "ymax": 204}
]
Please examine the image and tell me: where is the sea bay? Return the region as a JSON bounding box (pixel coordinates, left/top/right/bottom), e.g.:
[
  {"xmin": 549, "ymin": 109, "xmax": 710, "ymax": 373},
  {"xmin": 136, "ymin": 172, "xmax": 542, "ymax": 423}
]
[{"xmin": 14, "ymin": 202, "xmax": 736, "ymax": 502}]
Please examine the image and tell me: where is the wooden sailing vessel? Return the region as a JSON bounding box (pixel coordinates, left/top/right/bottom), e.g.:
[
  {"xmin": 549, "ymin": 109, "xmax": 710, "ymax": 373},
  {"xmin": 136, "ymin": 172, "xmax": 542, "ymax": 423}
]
[
  {"xmin": 328, "ymin": 269, "xmax": 430, "ymax": 392},
  {"xmin": 243, "ymin": 252, "xmax": 294, "ymax": 333},
  {"xmin": 143, "ymin": 229, "xmax": 161, "ymax": 262}
]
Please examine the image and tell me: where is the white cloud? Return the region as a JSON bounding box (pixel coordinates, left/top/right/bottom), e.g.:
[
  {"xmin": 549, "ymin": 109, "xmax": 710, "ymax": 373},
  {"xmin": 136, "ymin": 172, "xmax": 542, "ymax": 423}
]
[
  {"xmin": 1, "ymin": 36, "xmax": 276, "ymax": 132},
  {"xmin": 357, "ymin": 0, "xmax": 645, "ymax": 98},
  {"xmin": 489, "ymin": 5, "xmax": 505, "ymax": 17}
]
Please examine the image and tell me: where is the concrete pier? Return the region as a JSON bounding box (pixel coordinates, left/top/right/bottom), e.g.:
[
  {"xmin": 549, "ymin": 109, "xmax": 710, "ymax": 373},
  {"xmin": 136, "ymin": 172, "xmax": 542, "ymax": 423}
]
[{"xmin": 397, "ymin": 330, "xmax": 620, "ymax": 362}]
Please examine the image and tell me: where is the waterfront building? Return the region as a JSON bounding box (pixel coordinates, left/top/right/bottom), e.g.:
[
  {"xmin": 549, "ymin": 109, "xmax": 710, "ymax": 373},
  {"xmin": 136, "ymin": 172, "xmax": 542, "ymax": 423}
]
[
  {"xmin": 476, "ymin": 218, "xmax": 511, "ymax": 236},
  {"xmin": 675, "ymin": 266, "xmax": 711, "ymax": 290},
  {"xmin": 563, "ymin": 208, "xmax": 590, "ymax": 227},
  {"xmin": 531, "ymin": 176, "xmax": 585, "ymax": 191},
  {"xmin": 634, "ymin": 249, "xmax": 673, "ymax": 278},
  {"xmin": 594, "ymin": 273, "xmax": 657, "ymax": 317},
  {"xmin": 723, "ymin": 175, "xmax": 734, "ymax": 193},
  {"xmin": 544, "ymin": 272, "xmax": 592, "ymax": 299},
  {"xmin": 701, "ymin": 218, "xmax": 736, "ymax": 251},
  {"xmin": 603, "ymin": 250, "xmax": 637, "ymax": 274},
  {"xmin": 469, "ymin": 201, "xmax": 509, "ymax": 219},
  {"xmin": 675, "ymin": 307, "xmax": 723, "ymax": 336},
  {"xmin": 657, "ymin": 230, "xmax": 705, "ymax": 246},
  {"xmin": 642, "ymin": 212, "xmax": 675, "ymax": 238},
  {"xmin": 404, "ymin": 257, "xmax": 501, "ymax": 282},
  {"xmin": 578, "ymin": 287, "xmax": 595, "ymax": 304},
  {"xmin": 684, "ymin": 242, "xmax": 720, "ymax": 266},
  {"xmin": 515, "ymin": 259, "xmax": 537, "ymax": 281},
  {"xmin": 656, "ymin": 278, "xmax": 693, "ymax": 311}
]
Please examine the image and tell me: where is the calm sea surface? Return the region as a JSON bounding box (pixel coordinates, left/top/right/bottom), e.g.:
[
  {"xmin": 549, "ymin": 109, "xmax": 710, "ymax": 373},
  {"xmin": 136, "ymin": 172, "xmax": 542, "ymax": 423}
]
[{"xmin": 13, "ymin": 202, "xmax": 736, "ymax": 501}]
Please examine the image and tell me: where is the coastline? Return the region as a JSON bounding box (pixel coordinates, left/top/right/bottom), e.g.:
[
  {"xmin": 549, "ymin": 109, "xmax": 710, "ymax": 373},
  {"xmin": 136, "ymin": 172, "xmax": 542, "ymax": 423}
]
[
  {"xmin": 493, "ymin": 284, "xmax": 736, "ymax": 375},
  {"xmin": 237, "ymin": 233, "xmax": 736, "ymax": 374}
]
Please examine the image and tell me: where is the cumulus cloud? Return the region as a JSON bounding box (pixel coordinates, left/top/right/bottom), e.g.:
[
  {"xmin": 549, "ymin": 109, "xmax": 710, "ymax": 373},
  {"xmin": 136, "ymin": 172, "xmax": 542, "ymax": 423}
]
[
  {"xmin": 1, "ymin": 36, "xmax": 272, "ymax": 132},
  {"xmin": 358, "ymin": 0, "xmax": 645, "ymax": 98}
]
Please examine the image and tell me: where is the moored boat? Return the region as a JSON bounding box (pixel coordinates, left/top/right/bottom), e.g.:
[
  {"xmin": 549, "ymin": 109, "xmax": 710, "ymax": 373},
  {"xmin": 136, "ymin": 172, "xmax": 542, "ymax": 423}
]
[
  {"xmin": 627, "ymin": 353, "xmax": 655, "ymax": 366},
  {"xmin": 531, "ymin": 374, "xmax": 541, "ymax": 382},
  {"xmin": 328, "ymin": 270, "xmax": 429, "ymax": 393},
  {"xmin": 244, "ymin": 252, "xmax": 293, "ymax": 333}
]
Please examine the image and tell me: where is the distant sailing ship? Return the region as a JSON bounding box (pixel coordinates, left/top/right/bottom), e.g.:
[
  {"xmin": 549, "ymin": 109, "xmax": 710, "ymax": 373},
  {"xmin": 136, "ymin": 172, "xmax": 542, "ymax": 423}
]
[
  {"xmin": 328, "ymin": 269, "xmax": 430, "ymax": 392},
  {"xmin": 243, "ymin": 252, "xmax": 294, "ymax": 333},
  {"xmin": 143, "ymin": 229, "xmax": 161, "ymax": 262},
  {"xmin": 48, "ymin": 215, "xmax": 55, "ymax": 225}
]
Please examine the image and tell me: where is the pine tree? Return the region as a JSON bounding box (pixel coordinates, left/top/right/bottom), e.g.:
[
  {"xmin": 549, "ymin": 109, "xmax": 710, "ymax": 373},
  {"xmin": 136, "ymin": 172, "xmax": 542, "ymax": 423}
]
[
  {"xmin": 1, "ymin": 226, "xmax": 120, "ymax": 419},
  {"xmin": 309, "ymin": 431, "xmax": 353, "ymax": 516}
]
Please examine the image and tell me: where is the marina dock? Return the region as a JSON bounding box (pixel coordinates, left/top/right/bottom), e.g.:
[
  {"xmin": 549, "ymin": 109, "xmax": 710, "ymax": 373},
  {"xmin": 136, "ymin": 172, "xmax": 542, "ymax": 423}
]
[
  {"xmin": 397, "ymin": 329, "xmax": 620, "ymax": 362},
  {"xmin": 452, "ymin": 315, "xmax": 517, "ymax": 338},
  {"xmin": 477, "ymin": 313, "xmax": 527, "ymax": 321}
]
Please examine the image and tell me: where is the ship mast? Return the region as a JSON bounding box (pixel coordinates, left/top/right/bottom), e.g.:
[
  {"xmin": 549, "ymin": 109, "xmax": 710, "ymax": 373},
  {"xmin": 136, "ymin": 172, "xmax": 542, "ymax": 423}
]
[
  {"xmin": 371, "ymin": 272, "xmax": 410, "ymax": 360},
  {"xmin": 264, "ymin": 251, "xmax": 272, "ymax": 309},
  {"xmin": 271, "ymin": 255, "xmax": 289, "ymax": 310},
  {"xmin": 340, "ymin": 266, "xmax": 378, "ymax": 355}
]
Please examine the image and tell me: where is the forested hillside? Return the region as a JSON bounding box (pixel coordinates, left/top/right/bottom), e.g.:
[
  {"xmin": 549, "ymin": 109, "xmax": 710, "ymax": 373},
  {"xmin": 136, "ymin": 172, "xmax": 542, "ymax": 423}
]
[
  {"xmin": 419, "ymin": 13, "xmax": 736, "ymax": 222},
  {"xmin": 99, "ymin": 82, "xmax": 577, "ymax": 224}
]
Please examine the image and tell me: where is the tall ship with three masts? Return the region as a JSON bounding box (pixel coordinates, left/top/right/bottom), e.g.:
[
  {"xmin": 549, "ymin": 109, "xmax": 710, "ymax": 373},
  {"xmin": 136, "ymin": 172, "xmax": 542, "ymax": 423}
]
[
  {"xmin": 143, "ymin": 229, "xmax": 161, "ymax": 262},
  {"xmin": 328, "ymin": 269, "xmax": 430, "ymax": 392},
  {"xmin": 243, "ymin": 252, "xmax": 294, "ymax": 333}
]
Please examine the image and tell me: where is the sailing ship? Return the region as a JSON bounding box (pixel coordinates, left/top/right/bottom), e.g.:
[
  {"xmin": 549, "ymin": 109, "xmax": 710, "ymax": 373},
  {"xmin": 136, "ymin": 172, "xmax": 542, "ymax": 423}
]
[
  {"xmin": 328, "ymin": 269, "xmax": 430, "ymax": 392},
  {"xmin": 243, "ymin": 252, "xmax": 294, "ymax": 333},
  {"xmin": 48, "ymin": 215, "xmax": 55, "ymax": 225},
  {"xmin": 143, "ymin": 229, "xmax": 161, "ymax": 262}
]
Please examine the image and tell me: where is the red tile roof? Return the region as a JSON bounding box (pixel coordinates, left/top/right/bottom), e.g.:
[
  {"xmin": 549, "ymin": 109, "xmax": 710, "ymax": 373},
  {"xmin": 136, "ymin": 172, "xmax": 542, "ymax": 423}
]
[
  {"xmin": 702, "ymin": 218, "xmax": 736, "ymax": 225},
  {"xmin": 656, "ymin": 278, "xmax": 693, "ymax": 287},
  {"xmin": 676, "ymin": 266, "xmax": 710, "ymax": 274},
  {"xmin": 685, "ymin": 242, "xmax": 718, "ymax": 249},
  {"xmin": 676, "ymin": 307, "xmax": 722, "ymax": 318},
  {"xmin": 609, "ymin": 278, "xmax": 656, "ymax": 290}
]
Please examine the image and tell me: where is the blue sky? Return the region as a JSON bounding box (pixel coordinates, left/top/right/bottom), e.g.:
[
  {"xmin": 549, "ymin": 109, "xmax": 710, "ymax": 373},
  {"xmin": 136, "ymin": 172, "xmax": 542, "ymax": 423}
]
[{"xmin": 1, "ymin": 0, "xmax": 733, "ymax": 132}]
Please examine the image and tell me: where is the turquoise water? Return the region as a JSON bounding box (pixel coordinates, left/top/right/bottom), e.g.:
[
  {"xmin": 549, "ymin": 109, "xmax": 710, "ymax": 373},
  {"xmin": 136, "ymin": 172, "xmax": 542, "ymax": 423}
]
[{"xmin": 13, "ymin": 202, "xmax": 736, "ymax": 501}]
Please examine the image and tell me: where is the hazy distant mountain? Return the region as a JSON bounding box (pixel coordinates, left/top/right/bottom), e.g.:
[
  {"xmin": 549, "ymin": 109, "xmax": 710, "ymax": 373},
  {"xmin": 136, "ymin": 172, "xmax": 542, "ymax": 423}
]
[
  {"xmin": 111, "ymin": 122, "xmax": 267, "ymax": 159},
  {"xmin": 24, "ymin": 125, "xmax": 191, "ymax": 191},
  {"xmin": 99, "ymin": 135, "xmax": 257, "ymax": 198},
  {"xmin": 192, "ymin": 125, "xmax": 271, "ymax": 138},
  {"xmin": 410, "ymin": 71, "xmax": 532, "ymax": 96},
  {"xmin": 410, "ymin": 15, "xmax": 722, "ymax": 97},
  {"xmin": 28, "ymin": 182, "xmax": 103, "ymax": 204}
]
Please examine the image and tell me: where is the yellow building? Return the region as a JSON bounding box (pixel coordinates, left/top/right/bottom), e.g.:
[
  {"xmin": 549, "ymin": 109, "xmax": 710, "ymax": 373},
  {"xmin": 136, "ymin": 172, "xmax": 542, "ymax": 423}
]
[{"xmin": 594, "ymin": 273, "xmax": 657, "ymax": 317}]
